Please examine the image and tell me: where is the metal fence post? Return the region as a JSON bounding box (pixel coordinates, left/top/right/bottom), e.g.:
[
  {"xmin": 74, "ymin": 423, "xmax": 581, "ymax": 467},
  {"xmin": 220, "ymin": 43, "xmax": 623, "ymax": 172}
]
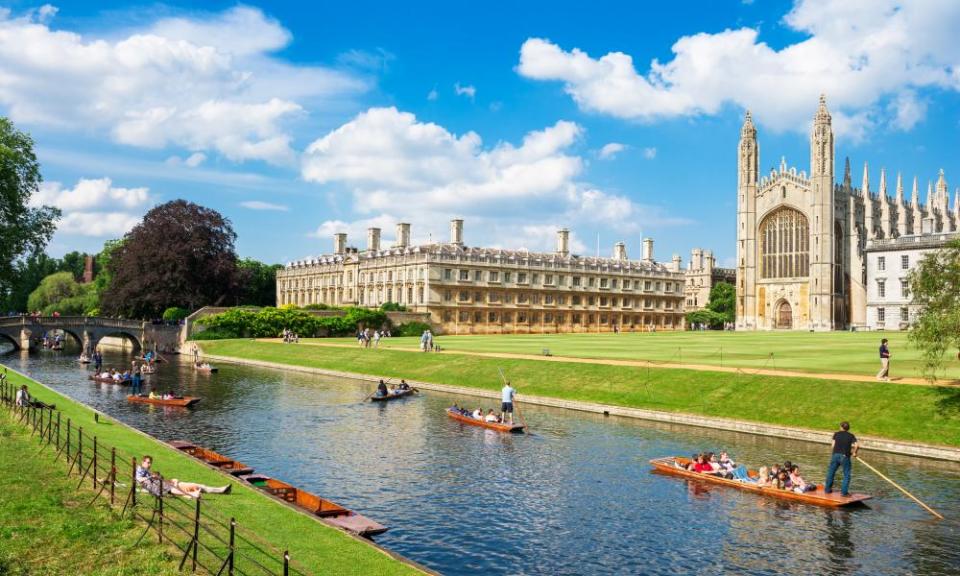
[
  {"xmin": 55, "ymin": 412, "xmax": 61, "ymax": 449},
  {"xmin": 131, "ymin": 457, "xmax": 137, "ymax": 510},
  {"xmin": 66, "ymin": 419, "xmax": 72, "ymax": 461},
  {"xmin": 77, "ymin": 426, "xmax": 83, "ymax": 472},
  {"xmin": 192, "ymin": 497, "xmax": 200, "ymax": 571},
  {"xmin": 157, "ymin": 474, "xmax": 164, "ymax": 544},
  {"xmin": 228, "ymin": 518, "xmax": 236, "ymax": 576},
  {"xmin": 92, "ymin": 436, "xmax": 98, "ymax": 489},
  {"xmin": 110, "ymin": 447, "xmax": 116, "ymax": 505},
  {"xmin": 284, "ymin": 551, "xmax": 289, "ymax": 576}
]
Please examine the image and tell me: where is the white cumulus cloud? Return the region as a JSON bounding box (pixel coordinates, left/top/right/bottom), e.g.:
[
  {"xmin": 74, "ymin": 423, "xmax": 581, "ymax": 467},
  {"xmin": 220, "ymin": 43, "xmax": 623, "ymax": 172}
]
[
  {"xmin": 598, "ymin": 142, "xmax": 625, "ymax": 160},
  {"xmin": 0, "ymin": 6, "xmax": 367, "ymax": 164},
  {"xmin": 32, "ymin": 177, "xmax": 152, "ymax": 238},
  {"xmin": 517, "ymin": 0, "xmax": 960, "ymax": 138},
  {"xmin": 454, "ymin": 82, "xmax": 476, "ymax": 100},
  {"xmin": 241, "ymin": 200, "xmax": 289, "ymax": 211}
]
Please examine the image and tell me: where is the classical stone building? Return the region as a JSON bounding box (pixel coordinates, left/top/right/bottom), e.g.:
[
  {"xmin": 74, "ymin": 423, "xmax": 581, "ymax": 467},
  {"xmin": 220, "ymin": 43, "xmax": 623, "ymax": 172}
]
[
  {"xmin": 684, "ymin": 248, "xmax": 736, "ymax": 311},
  {"xmin": 277, "ymin": 220, "xmax": 686, "ymax": 334},
  {"xmin": 736, "ymin": 95, "xmax": 960, "ymax": 330}
]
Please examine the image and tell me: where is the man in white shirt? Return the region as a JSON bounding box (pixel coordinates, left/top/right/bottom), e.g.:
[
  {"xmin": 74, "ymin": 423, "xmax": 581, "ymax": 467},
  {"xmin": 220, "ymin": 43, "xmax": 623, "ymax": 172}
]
[
  {"xmin": 15, "ymin": 385, "xmax": 29, "ymax": 407},
  {"xmin": 501, "ymin": 382, "xmax": 516, "ymax": 425}
]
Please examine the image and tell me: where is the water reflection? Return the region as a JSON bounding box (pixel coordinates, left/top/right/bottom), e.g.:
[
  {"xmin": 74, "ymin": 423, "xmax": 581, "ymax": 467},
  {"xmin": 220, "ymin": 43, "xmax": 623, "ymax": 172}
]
[{"xmin": 3, "ymin": 348, "xmax": 960, "ymax": 576}]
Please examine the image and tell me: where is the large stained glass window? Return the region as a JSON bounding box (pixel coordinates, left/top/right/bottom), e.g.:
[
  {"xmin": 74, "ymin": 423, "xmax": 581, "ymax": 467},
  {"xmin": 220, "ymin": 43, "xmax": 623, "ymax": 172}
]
[{"xmin": 759, "ymin": 208, "xmax": 809, "ymax": 279}]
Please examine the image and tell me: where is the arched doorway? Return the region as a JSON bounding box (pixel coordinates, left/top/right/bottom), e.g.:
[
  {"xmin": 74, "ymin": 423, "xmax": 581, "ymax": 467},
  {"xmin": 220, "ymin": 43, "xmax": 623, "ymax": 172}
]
[{"xmin": 775, "ymin": 300, "xmax": 793, "ymax": 329}]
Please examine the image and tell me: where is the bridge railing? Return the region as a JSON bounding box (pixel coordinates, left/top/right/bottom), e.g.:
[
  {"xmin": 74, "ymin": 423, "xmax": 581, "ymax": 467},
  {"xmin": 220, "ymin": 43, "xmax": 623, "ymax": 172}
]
[{"xmin": 0, "ymin": 316, "xmax": 144, "ymax": 330}]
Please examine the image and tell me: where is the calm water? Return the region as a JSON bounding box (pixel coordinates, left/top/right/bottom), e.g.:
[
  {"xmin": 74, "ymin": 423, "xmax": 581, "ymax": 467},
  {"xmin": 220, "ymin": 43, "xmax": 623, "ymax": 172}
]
[{"xmin": 3, "ymin": 344, "xmax": 960, "ymax": 576}]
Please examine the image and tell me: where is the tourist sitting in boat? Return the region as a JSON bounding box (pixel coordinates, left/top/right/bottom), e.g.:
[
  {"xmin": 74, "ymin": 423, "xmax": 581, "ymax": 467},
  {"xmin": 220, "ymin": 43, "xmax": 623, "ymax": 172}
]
[
  {"xmin": 718, "ymin": 451, "xmax": 737, "ymax": 472},
  {"xmin": 788, "ymin": 465, "xmax": 816, "ymax": 493},
  {"xmin": 484, "ymin": 409, "xmax": 500, "ymax": 423},
  {"xmin": 398, "ymin": 380, "xmax": 410, "ymax": 391},
  {"xmin": 755, "ymin": 466, "xmax": 772, "ymax": 487},
  {"xmin": 148, "ymin": 390, "xmax": 158, "ymax": 399},
  {"xmin": 774, "ymin": 470, "xmax": 791, "ymax": 490},
  {"xmin": 693, "ymin": 454, "xmax": 716, "ymax": 474},
  {"xmin": 376, "ymin": 379, "xmax": 388, "ymax": 397},
  {"xmin": 136, "ymin": 455, "xmax": 231, "ymax": 498},
  {"xmin": 768, "ymin": 463, "xmax": 782, "ymax": 481},
  {"xmin": 472, "ymin": 407, "xmax": 484, "ymax": 420}
]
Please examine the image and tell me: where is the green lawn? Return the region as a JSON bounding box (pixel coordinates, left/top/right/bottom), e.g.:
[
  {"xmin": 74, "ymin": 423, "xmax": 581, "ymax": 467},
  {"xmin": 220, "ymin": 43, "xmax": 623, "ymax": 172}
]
[
  {"xmin": 0, "ymin": 368, "xmax": 423, "ymax": 576},
  {"xmin": 0, "ymin": 411, "xmax": 182, "ymax": 576},
  {"xmin": 313, "ymin": 331, "xmax": 960, "ymax": 380},
  {"xmin": 201, "ymin": 339, "xmax": 960, "ymax": 447}
]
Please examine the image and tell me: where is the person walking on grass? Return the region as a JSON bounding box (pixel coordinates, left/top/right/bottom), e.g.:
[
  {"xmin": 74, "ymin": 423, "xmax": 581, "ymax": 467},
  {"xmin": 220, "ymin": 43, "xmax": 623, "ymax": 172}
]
[
  {"xmin": 877, "ymin": 338, "xmax": 891, "ymax": 381},
  {"xmin": 824, "ymin": 421, "xmax": 858, "ymax": 497}
]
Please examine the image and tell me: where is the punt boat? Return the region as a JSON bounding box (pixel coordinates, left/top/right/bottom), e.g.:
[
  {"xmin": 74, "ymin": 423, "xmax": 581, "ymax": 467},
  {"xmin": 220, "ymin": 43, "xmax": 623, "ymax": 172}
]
[
  {"xmin": 127, "ymin": 395, "xmax": 200, "ymax": 408},
  {"xmin": 370, "ymin": 388, "xmax": 416, "ymax": 402},
  {"xmin": 446, "ymin": 408, "xmax": 525, "ymax": 433},
  {"xmin": 168, "ymin": 440, "xmax": 254, "ymax": 476},
  {"xmin": 89, "ymin": 374, "xmax": 130, "ymax": 385},
  {"xmin": 649, "ymin": 456, "xmax": 872, "ymax": 508},
  {"xmin": 194, "ymin": 364, "xmax": 218, "ymax": 374},
  {"xmin": 239, "ymin": 473, "xmax": 388, "ymax": 537}
]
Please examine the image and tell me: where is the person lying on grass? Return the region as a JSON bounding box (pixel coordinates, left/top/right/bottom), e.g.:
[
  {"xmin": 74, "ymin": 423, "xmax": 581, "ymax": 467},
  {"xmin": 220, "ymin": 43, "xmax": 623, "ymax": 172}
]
[{"xmin": 135, "ymin": 455, "xmax": 231, "ymax": 498}]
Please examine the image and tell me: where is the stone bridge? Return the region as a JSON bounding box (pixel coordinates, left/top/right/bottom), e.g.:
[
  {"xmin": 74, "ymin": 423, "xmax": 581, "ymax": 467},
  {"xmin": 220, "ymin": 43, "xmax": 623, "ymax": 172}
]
[{"xmin": 0, "ymin": 316, "xmax": 183, "ymax": 354}]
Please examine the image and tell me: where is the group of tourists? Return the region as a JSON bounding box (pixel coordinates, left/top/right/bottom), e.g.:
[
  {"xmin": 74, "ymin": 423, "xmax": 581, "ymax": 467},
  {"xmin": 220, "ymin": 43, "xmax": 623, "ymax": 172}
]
[
  {"xmin": 145, "ymin": 390, "xmax": 183, "ymax": 400},
  {"xmin": 374, "ymin": 379, "xmax": 412, "ymax": 397},
  {"xmin": 448, "ymin": 381, "xmax": 517, "ymax": 425},
  {"xmin": 419, "ymin": 330, "xmax": 440, "ymax": 352},
  {"xmin": 282, "ymin": 329, "xmax": 300, "ymax": 343},
  {"xmin": 357, "ymin": 327, "xmax": 390, "ymax": 348},
  {"xmin": 680, "ymin": 422, "xmax": 860, "ymax": 496},
  {"xmin": 135, "ymin": 455, "xmax": 231, "ymax": 498}
]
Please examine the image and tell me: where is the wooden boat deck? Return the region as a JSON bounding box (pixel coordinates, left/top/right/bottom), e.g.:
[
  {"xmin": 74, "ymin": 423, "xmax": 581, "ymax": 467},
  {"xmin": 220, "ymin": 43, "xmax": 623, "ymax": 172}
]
[
  {"xmin": 446, "ymin": 408, "xmax": 525, "ymax": 433},
  {"xmin": 649, "ymin": 457, "xmax": 872, "ymax": 507},
  {"xmin": 370, "ymin": 389, "xmax": 415, "ymax": 402},
  {"xmin": 127, "ymin": 395, "xmax": 199, "ymax": 407},
  {"xmin": 237, "ymin": 475, "xmax": 388, "ymax": 537},
  {"xmin": 168, "ymin": 441, "xmax": 254, "ymax": 476}
]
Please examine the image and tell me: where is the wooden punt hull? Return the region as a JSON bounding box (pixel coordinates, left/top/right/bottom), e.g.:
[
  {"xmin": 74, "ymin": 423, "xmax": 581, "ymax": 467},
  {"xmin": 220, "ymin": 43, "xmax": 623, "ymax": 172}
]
[
  {"xmin": 370, "ymin": 389, "xmax": 415, "ymax": 402},
  {"xmin": 649, "ymin": 457, "xmax": 872, "ymax": 508},
  {"xmin": 195, "ymin": 365, "xmax": 218, "ymax": 374},
  {"xmin": 168, "ymin": 441, "xmax": 254, "ymax": 476},
  {"xmin": 127, "ymin": 395, "xmax": 200, "ymax": 407},
  {"xmin": 446, "ymin": 409, "xmax": 525, "ymax": 433},
  {"xmin": 239, "ymin": 474, "xmax": 388, "ymax": 537},
  {"xmin": 89, "ymin": 374, "xmax": 131, "ymax": 385}
]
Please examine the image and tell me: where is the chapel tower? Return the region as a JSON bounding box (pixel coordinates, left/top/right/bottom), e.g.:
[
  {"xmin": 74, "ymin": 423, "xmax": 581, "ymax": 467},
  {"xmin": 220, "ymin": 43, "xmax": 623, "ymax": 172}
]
[{"xmin": 735, "ymin": 111, "xmax": 758, "ymax": 329}]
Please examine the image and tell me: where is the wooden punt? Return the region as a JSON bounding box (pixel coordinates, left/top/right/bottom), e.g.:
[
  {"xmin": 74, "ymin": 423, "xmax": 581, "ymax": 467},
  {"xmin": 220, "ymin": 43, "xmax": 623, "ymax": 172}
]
[
  {"xmin": 168, "ymin": 441, "xmax": 254, "ymax": 476},
  {"xmin": 239, "ymin": 473, "xmax": 388, "ymax": 537},
  {"xmin": 649, "ymin": 456, "xmax": 872, "ymax": 508},
  {"xmin": 139, "ymin": 364, "xmax": 158, "ymax": 374},
  {"xmin": 370, "ymin": 388, "xmax": 416, "ymax": 402},
  {"xmin": 446, "ymin": 408, "xmax": 525, "ymax": 433},
  {"xmin": 127, "ymin": 395, "xmax": 200, "ymax": 408},
  {"xmin": 194, "ymin": 364, "xmax": 218, "ymax": 374},
  {"xmin": 89, "ymin": 374, "xmax": 131, "ymax": 385}
]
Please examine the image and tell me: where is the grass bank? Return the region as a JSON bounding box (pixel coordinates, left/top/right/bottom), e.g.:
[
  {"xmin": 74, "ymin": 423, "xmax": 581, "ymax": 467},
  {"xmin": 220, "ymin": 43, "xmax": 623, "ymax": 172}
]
[
  {"xmin": 201, "ymin": 340, "xmax": 960, "ymax": 447},
  {"xmin": 0, "ymin": 411, "xmax": 181, "ymax": 576},
  {"xmin": 312, "ymin": 331, "xmax": 960, "ymax": 380},
  {"xmin": 0, "ymin": 367, "xmax": 424, "ymax": 576}
]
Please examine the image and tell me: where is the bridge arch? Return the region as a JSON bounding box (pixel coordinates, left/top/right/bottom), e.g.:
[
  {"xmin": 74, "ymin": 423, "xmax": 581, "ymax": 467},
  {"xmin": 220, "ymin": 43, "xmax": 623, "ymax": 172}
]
[
  {"xmin": 91, "ymin": 330, "xmax": 142, "ymax": 354},
  {"xmin": 0, "ymin": 331, "xmax": 20, "ymax": 351}
]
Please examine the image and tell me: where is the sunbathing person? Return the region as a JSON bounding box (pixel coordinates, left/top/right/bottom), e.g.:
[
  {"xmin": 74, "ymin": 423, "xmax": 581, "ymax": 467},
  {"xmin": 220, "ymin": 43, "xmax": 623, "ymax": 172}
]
[{"xmin": 135, "ymin": 455, "xmax": 231, "ymax": 499}]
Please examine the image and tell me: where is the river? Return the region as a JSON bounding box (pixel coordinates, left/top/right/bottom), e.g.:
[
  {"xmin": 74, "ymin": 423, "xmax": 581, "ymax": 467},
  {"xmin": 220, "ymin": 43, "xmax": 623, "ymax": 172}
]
[{"xmin": 3, "ymin": 344, "xmax": 959, "ymax": 576}]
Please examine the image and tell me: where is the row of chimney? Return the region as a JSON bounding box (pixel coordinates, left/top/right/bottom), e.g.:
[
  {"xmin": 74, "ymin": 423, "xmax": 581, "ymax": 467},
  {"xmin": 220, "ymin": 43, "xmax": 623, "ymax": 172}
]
[{"xmin": 332, "ymin": 219, "xmax": 656, "ymax": 262}]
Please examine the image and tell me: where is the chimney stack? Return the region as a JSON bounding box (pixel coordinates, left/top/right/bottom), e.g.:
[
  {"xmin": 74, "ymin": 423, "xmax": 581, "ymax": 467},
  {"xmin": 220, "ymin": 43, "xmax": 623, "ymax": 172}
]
[
  {"xmin": 367, "ymin": 227, "xmax": 381, "ymax": 252},
  {"xmin": 613, "ymin": 241, "xmax": 627, "ymax": 261},
  {"xmin": 642, "ymin": 238, "xmax": 654, "ymax": 262},
  {"xmin": 671, "ymin": 254, "xmax": 682, "ymax": 272},
  {"xmin": 334, "ymin": 233, "xmax": 347, "ymax": 255},
  {"xmin": 395, "ymin": 222, "xmax": 411, "ymax": 248},
  {"xmin": 82, "ymin": 255, "xmax": 94, "ymax": 283},
  {"xmin": 450, "ymin": 218, "xmax": 464, "ymax": 245},
  {"xmin": 556, "ymin": 228, "xmax": 570, "ymax": 257}
]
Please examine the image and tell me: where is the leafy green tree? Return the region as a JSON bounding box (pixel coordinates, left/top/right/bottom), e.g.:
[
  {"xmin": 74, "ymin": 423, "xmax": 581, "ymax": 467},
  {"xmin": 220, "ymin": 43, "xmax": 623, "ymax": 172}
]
[
  {"xmin": 685, "ymin": 309, "xmax": 726, "ymax": 330},
  {"xmin": 102, "ymin": 200, "xmax": 241, "ymax": 318},
  {"xmin": 236, "ymin": 258, "xmax": 283, "ymax": 306},
  {"xmin": 0, "ymin": 250, "xmax": 58, "ymax": 312},
  {"xmin": 59, "ymin": 251, "xmax": 90, "ymax": 282},
  {"xmin": 0, "ymin": 118, "xmax": 60, "ymax": 303},
  {"xmin": 27, "ymin": 271, "xmax": 96, "ymax": 315},
  {"xmin": 706, "ymin": 281, "xmax": 735, "ymax": 323},
  {"xmin": 162, "ymin": 307, "xmax": 190, "ymax": 322},
  {"xmin": 908, "ymin": 239, "xmax": 960, "ymax": 379},
  {"xmin": 380, "ymin": 302, "xmax": 407, "ymax": 312}
]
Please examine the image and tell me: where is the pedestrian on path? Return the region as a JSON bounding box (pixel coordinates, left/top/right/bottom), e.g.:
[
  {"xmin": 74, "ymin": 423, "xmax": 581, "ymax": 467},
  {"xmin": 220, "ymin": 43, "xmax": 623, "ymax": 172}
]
[
  {"xmin": 824, "ymin": 421, "xmax": 858, "ymax": 496},
  {"xmin": 877, "ymin": 338, "xmax": 891, "ymax": 381}
]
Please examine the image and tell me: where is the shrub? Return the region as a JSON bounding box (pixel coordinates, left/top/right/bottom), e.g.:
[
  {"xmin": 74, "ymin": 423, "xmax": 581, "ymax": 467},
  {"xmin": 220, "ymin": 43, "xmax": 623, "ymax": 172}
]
[
  {"xmin": 195, "ymin": 306, "xmax": 392, "ymax": 339},
  {"xmin": 379, "ymin": 302, "xmax": 407, "ymax": 312},
  {"xmin": 162, "ymin": 307, "xmax": 190, "ymax": 322},
  {"xmin": 303, "ymin": 303, "xmax": 334, "ymax": 310},
  {"xmin": 395, "ymin": 321, "xmax": 431, "ymax": 337},
  {"xmin": 189, "ymin": 326, "xmax": 241, "ymax": 340}
]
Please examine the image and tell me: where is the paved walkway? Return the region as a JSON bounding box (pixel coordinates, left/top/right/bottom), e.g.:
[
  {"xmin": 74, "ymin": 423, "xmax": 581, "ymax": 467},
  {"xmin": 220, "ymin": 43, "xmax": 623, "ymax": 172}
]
[{"xmin": 258, "ymin": 339, "xmax": 959, "ymax": 388}]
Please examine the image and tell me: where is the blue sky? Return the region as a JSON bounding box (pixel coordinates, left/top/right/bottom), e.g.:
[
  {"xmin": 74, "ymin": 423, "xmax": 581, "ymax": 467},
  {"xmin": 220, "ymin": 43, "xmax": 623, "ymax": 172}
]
[{"xmin": 6, "ymin": 0, "xmax": 960, "ymax": 266}]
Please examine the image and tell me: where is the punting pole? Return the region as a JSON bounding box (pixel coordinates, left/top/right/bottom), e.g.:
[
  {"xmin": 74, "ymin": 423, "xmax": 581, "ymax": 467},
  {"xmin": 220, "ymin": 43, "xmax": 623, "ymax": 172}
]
[{"xmin": 857, "ymin": 456, "xmax": 944, "ymax": 520}]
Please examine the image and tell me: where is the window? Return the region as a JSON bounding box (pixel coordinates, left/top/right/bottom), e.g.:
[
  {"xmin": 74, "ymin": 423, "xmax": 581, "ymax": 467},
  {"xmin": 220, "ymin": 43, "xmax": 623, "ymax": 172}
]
[
  {"xmin": 489, "ymin": 271, "xmax": 499, "ymax": 282},
  {"xmin": 518, "ymin": 293, "xmax": 529, "ymax": 304},
  {"xmin": 544, "ymin": 313, "xmax": 553, "ymax": 323},
  {"xmin": 458, "ymin": 311, "xmax": 469, "ymax": 322},
  {"xmin": 459, "ymin": 269, "xmax": 469, "ymax": 280},
  {"xmin": 572, "ymin": 295, "xmax": 582, "ymax": 305},
  {"xmin": 759, "ymin": 207, "xmax": 810, "ymax": 279},
  {"xmin": 489, "ymin": 292, "xmax": 501, "ymax": 303},
  {"xmin": 545, "ymin": 294, "xmax": 554, "ymax": 305},
  {"xmin": 444, "ymin": 290, "xmax": 452, "ymax": 302},
  {"xmin": 474, "ymin": 270, "xmax": 482, "ymax": 281},
  {"xmin": 503, "ymin": 312, "xmax": 513, "ymax": 322},
  {"xmin": 588, "ymin": 296, "xmax": 595, "ymax": 306},
  {"xmin": 900, "ymin": 307, "xmax": 909, "ymax": 322},
  {"xmin": 600, "ymin": 278, "xmax": 608, "ymax": 288},
  {"xmin": 644, "ymin": 281, "xmax": 652, "ymax": 291},
  {"xmin": 504, "ymin": 272, "xmax": 512, "ymax": 283},
  {"xmin": 612, "ymin": 278, "xmax": 618, "ymax": 289},
  {"xmin": 488, "ymin": 312, "xmax": 498, "ymax": 322},
  {"xmin": 572, "ymin": 313, "xmax": 581, "ymax": 324},
  {"xmin": 901, "ymin": 255, "xmax": 909, "ymax": 269},
  {"xmin": 877, "ymin": 307, "xmax": 885, "ymax": 322},
  {"xmin": 504, "ymin": 293, "xmax": 514, "ymax": 303},
  {"xmin": 588, "ymin": 277, "xmax": 596, "ymax": 287},
  {"xmin": 558, "ymin": 296, "xmax": 566, "ymax": 305},
  {"xmin": 474, "ymin": 291, "xmax": 482, "ymax": 302},
  {"xmin": 878, "ymin": 257, "xmax": 886, "ymax": 271},
  {"xmin": 473, "ymin": 312, "xmax": 482, "ymax": 323},
  {"xmin": 518, "ymin": 273, "xmax": 528, "ymax": 284},
  {"xmin": 532, "ymin": 274, "xmax": 539, "ymax": 285},
  {"xmin": 558, "ymin": 275, "xmax": 565, "ymax": 286},
  {"xmin": 600, "ymin": 297, "xmax": 608, "ymax": 307},
  {"xmin": 443, "ymin": 311, "xmax": 452, "ymax": 322},
  {"xmin": 901, "ymin": 279, "xmax": 910, "ymax": 298},
  {"xmin": 545, "ymin": 274, "xmax": 554, "ymax": 285},
  {"xmin": 458, "ymin": 291, "xmax": 470, "ymax": 302},
  {"xmin": 572, "ymin": 276, "xmax": 581, "ymax": 287},
  {"xmin": 877, "ymin": 280, "xmax": 886, "ymax": 298}
]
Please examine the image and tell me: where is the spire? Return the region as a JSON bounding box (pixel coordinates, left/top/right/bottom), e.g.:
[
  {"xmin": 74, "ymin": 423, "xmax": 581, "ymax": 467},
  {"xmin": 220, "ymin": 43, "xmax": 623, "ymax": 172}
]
[
  {"xmin": 926, "ymin": 181, "xmax": 933, "ymax": 207},
  {"xmin": 843, "ymin": 157, "xmax": 851, "ymax": 188},
  {"xmin": 740, "ymin": 109, "xmax": 756, "ymax": 139},
  {"xmin": 814, "ymin": 93, "xmax": 831, "ymax": 125},
  {"xmin": 936, "ymin": 169, "xmax": 948, "ymax": 206},
  {"xmin": 879, "ymin": 168, "xmax": 888, "ymax": 203},
  {"xmin": 911, "ymin": 176, "xmax": 919, "ymax": 207},
  {"xmin": 955, "ymin": 188, "xmax": 960, "ymax": 214},
  {"xmin": 895, "ymin": 172, "xmax": 904, "ymax": 204},
  {"xmin": 861, "ymin": 162, "xmax": 870, "ymax": 196},
  {"xmin": 780, "ymin": 156, "xmax": 787, "ymax": 173}
]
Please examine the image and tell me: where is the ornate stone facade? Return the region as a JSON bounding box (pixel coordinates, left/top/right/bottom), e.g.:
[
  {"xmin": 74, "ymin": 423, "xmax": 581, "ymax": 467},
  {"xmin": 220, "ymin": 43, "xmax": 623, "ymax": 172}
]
[
  {"xmin": 684, "ymin": 248, "xmax": 736, "ymax": 311},
  {"xmin": 736, "ymin": 96, "xmax": 960, "ymax": 330},
  {"xmin": 277, "ymin": 221, "xmax": 686, "ymax": 334}
]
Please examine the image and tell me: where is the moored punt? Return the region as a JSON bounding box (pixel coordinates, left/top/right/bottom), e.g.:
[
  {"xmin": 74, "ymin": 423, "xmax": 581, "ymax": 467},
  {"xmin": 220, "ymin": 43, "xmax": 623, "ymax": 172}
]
[
  {"xmin": 127, "ymin": 395, "xmax": 200, "ymax": 408},
  {"xmin": 139, "ymin": 364, "xmax": 158, "ymax": 374},
  {"xmin": 89, "ymin": 374, "xmax": 131, "ymax": 385},
  {"xmin": 169, "ymin": 440, "xmax": 254, "ymax": 476},
  {"xmin": 239, "ymin": 473, "xmax": 388, "ymax": 537},
  {"xmin": 195, "ymin": 364, "xmax": 218, "ymax": 374},
  {"xmin": 78, "ymin": 355, "xmax": 91, "ymax": 364},
  {"xmin": 446, "ymin": 408, "xmax": 525, "ymax": 433},
  {"xmin": 370, "ymin": 388, "xmax": 416, "ymax": 402},
  {"xmin": 649, "ymin": 457, "xmax": 872, "ymax": 508}
]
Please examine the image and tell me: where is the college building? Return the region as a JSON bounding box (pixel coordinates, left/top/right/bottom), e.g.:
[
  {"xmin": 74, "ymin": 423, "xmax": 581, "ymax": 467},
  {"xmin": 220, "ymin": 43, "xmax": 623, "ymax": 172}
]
[
  {"xmin": 276, "ymin": 220, "xmax": 687, "ymax": 334},
  {"xmin": 736, "ymin": 95, "xmax": 960, "ymax": 331}
]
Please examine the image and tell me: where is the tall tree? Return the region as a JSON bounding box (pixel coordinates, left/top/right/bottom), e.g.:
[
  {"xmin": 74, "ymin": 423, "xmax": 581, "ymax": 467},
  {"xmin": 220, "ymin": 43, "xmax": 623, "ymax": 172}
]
[
  {"xmin": 706, "ymin": 281, "xmax": 735, "ymax": 323},
  {"xmin": 0, "ymin": 118, "xmax": 60, "ymax": 302},
  {"xmin": 102, "ymin": 200, "xmax": 240, "ymax": 318},
  {"xmin": 908, "ymin": 239, "xmax": 960, "ymax": 379},
  {"xmin": 236, "ymin": 258, "xmax": 283, "ymax": 306},
  {"xmin": 0, "ymin": 250, "xmax": 59, "ymax": 312}
]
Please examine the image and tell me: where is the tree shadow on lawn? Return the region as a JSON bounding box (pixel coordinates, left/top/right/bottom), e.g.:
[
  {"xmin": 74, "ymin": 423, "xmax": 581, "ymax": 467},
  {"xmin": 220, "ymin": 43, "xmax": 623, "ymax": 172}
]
[{"xmin": 933, "ymin": 385, "xmax": 960, "ymax": 416}]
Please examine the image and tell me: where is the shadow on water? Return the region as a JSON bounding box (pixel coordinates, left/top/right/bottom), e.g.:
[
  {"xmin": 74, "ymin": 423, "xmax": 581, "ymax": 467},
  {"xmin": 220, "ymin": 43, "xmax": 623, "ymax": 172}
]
[{"xmin": 4, "ymin": 347, "xmax": 960, "ymax": 576}]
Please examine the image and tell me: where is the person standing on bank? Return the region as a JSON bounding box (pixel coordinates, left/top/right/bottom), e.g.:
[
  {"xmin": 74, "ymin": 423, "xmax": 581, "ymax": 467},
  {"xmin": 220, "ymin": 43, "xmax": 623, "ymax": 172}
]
[
  {"xmin": 824, "ymin": 421, "xmax": 858, "ymax": 496},
  {"xmin": 501, "ymin": 381, "xmax": 516, "ymax": 425},
  {"xmin": 877, "ymin": 338, "xmax": 891, "ymax": 381}
]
